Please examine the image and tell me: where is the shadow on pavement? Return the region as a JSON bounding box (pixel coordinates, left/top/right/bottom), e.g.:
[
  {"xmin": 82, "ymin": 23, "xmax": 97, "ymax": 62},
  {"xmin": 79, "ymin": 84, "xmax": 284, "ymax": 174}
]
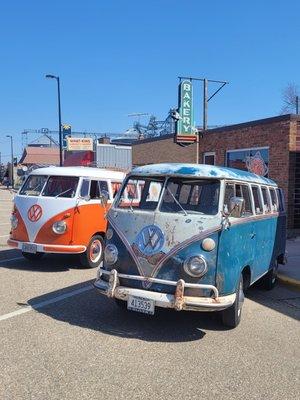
[
  {"xmin": 26, "ymin": 280, "xmax": 240, "ymax": 343},
  {"xmin": 246, "ymin": 282, "xmax": 300, "ymax": 321},
  {"xmin": 0, "ymin": 248, "xmax": 85, "ymax": 272}
]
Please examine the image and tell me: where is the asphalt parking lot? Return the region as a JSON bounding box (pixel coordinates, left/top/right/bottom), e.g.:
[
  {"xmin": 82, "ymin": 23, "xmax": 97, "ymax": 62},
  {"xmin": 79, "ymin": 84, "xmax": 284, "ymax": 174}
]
[{"xmin": 0, "ymin": 188, "xmax": 300, "ymax": 400}]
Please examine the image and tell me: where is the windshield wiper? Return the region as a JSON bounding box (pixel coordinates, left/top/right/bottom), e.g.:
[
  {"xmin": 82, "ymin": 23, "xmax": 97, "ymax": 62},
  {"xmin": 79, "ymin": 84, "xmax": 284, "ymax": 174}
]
[
  {"xmin": 55, "ymin": 188, "xmax": 73, "ymax": 198},
  {"xmin": 166, "ymin": 187, "xmax": 188, "ymax": 216}
]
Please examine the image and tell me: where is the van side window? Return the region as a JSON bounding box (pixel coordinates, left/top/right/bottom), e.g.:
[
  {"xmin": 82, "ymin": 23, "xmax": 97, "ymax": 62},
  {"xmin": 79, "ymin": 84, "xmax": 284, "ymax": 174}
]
[
  {"xmin": 112, "ymin": 182, "xmax": 122, "ymax": 198},
  {"xmin": 276, "ymin": 188, "xmax": 285, "ymax": 212},
  {"xmin": 236, "ymin": 184, "xmax": 253, "ymax": 216},
  {"xmin": 251, "ymin": 186, "xmax": 263, "ymax": 214},
  {"xmin": 80, "ymin": 179, "xmax": 90, "ymax": 198},
  {"xmin": 223, "ymin": 184, "xmax": 235, "ymax": 213},
  {"xmin": 89, "ymin": 180, "xmax": 109, "ymax": 199},
  {"xmin": 269, "ymin": 188, "xmax": 278, "ymax": 211},
  {"xmin": 261, "ymin": 187, "xmax": 271, "ymax": 213}
]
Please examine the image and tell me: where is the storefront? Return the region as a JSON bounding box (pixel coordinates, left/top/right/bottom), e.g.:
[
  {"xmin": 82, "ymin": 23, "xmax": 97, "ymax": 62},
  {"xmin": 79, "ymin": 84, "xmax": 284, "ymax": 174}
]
[{"xmin": 132, "ymin": 114, "xmax": 300, "ymax": 231}]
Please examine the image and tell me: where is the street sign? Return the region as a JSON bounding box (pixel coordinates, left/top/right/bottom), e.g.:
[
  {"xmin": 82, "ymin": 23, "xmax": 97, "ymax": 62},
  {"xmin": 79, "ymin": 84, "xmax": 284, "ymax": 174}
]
[
  {"xmin": 175, "ymin": 80, "xmax": 197, "ymax": 143},
  {"xmin": 62, "ymin": 124, "xmax": 71, "ymax": 148},
  {"xmin": 66, "ymin": 137, "xmax": 94, "ymax": 151}
]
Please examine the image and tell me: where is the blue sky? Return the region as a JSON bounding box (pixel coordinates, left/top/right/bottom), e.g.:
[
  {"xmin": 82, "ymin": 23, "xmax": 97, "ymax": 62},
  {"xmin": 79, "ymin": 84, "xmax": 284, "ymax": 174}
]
[{"xmin": 0, "ymin": 0, "xmax": 299, "ymax": 162}]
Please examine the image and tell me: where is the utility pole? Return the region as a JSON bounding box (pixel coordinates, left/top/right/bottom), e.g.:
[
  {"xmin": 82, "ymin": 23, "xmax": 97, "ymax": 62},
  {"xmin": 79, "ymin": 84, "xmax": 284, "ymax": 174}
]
[
  {"xmin": 6, "ymin": 135, "xmax": 14, "ymax": 189},
  {"xmin": 296, "ymin": 96, "xmax": 299, "ymax": 114}
]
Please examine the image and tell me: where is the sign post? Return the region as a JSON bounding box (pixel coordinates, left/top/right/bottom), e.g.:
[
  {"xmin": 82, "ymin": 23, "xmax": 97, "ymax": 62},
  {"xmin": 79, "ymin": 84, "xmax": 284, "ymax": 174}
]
[{"xmin": 175, "ymin": 80, "xmax": 197, "ymax": 144}]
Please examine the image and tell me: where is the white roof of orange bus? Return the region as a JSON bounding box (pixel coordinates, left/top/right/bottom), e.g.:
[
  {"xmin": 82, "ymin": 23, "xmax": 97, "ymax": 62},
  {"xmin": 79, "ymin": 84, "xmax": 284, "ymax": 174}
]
[{"xmin": 30, "ymin": 166, "xmax": 126, "ymax": 180}]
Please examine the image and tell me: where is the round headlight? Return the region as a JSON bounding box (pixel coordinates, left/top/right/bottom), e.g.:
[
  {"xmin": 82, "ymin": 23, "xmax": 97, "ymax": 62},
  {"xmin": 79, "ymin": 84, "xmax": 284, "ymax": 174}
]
[
  {"xmin": 10, "ymin": 214, "xmax": 18, "ymax": 230},
  {"xmin": 104, "ymin": 244, "xmax": 118, "ymax": 265},
  {"xmin": 183, "ymin": 256, "xmax": 207, "ymax": 277},
  {"xmin": 52, "ymin": 221, "xmax": 67, "ymax": 234}
]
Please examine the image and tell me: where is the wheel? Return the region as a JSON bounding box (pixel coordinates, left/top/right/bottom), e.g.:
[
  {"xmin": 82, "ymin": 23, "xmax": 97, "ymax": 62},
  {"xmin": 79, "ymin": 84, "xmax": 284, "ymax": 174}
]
[
  {"xmin": 80, "ymin": 235, "xmax": 104, "ymax": 268},
  {"xmin": 114, "ymin": 298, "xmax": 127, "ymax": 309},
  {"xmin": 221, "ymin": 274, "xmax": 244, "ymax": 328},
  {"xmin": 22, "ymin": 251, "xmax": 44, "ymax": 261},
  {"xmin": 261, "ymin": 261, "xmax": 278, "ymax": 290}
]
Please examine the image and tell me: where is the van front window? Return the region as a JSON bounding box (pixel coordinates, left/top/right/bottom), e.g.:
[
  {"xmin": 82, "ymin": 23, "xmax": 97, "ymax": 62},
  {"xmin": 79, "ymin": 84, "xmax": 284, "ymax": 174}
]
[
  {"xmin": 116, "ymin": 177, "xmax": 164, "ymax": 210},
  {"xmin": 161, "ymin": 179, "xmax": 220, "ymax": 215},
  {"xmin": 42, "ymin": 176, "xmax": 79, "ymax": 198},
  {"xmin": 20, "ymin": 175, "xmax": 47, "ymax": 196}
]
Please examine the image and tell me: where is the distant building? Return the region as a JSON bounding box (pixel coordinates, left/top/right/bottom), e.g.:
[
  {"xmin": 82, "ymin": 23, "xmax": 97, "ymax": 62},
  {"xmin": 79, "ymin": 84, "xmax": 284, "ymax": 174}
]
[{"xmin": 132, "ymin": 114, "xmax": 300, "ymax": 232}]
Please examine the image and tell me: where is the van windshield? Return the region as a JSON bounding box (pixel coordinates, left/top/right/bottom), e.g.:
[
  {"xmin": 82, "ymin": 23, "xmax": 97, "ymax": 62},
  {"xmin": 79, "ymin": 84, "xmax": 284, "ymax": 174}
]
[
  {"xmin": 20, "ymin": 175, "xmax": 48, "ymax": 196},
  {"xmin": 116, "ymin": 176, "xmax": 220, "ymax": 215},
  {"xmin": 116, "ymin": 177, "xmax": 164, "ymax": 211},
  {"xmin": 42, "ymin": 176, "xmax": 79, "ymax": 198},
  {"xmin": 160, "ymin": 178, "xmax": 220, "ymax": 215}
]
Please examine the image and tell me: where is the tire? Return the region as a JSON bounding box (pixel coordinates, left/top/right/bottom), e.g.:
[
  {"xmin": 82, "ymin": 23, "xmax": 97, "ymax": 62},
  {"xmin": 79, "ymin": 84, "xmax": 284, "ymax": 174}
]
[
  {"xmin": 221, "ymin": 273, "xmax": 244, "ymax": 329},
  {"xmin": 80, "ymin": 235, "xmax": 104, "ymax": 269},
  {"xmin": 114, "ymin": 298, "xmax": 127, "ymax": 309},
  {"xmin": 261, "ymin": 261, "xmax": 278, "ymax": 290},
  {"xmin": 22, "ymin": 251, "xmax": 44, "ymax": 261}
]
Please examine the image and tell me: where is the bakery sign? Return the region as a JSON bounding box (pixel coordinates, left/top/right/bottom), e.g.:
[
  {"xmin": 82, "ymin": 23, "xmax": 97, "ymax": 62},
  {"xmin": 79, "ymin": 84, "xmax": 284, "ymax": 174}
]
[
  {"xmin": 175, "ymin": 79, "xmax": 197, "ymax": 143},
  {"xmin": 66, "ymin": 137, "xmax": 94, "ymax": 151}
]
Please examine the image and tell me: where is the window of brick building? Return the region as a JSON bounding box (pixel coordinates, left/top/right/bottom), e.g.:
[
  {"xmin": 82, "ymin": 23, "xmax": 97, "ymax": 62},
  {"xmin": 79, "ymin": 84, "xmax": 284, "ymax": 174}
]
[
  {"xmin": 203, "ymin": 152, "xmax": 216, "ymax": 165},
  {"xmin": 226, "ymin": 147, "xmax": 269, "ymax": 177}
]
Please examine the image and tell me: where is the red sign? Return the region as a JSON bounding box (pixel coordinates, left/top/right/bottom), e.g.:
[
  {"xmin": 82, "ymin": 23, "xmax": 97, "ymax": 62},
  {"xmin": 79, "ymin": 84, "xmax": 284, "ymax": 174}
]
[{"xmin": 28, "ymin": 205, "xmax": 43, "ymax": 222}]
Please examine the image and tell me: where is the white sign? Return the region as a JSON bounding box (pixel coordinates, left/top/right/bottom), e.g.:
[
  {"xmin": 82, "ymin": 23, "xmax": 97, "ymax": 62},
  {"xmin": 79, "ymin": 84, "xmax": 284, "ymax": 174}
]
[{"xmin": 66, "ymin": 137, "xmax": 93, "ymax": 151}]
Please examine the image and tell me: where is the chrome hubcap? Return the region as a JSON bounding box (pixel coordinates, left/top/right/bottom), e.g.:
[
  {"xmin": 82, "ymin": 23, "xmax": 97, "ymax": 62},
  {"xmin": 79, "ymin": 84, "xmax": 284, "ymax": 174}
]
[{"xmin": 89, "ymin": 239, "xmax": 102, "ymax": 263}]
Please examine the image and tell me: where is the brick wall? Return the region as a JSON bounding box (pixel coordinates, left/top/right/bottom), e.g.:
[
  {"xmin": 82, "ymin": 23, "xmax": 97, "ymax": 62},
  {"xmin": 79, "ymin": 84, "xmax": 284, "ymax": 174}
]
[
  {"xmin": 133, "ymin": 135, "xmax": 198, "ymax": 165},
  {"xmin": 132, "ymin": 114, "xmax": 299, "ymax": 229}
]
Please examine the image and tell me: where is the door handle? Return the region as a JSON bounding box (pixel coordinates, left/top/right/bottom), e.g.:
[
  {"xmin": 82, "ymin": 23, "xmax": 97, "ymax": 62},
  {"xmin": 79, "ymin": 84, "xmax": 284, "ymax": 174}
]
[{"xmin": 250, "ymin": 233, "xmax": 256, "ymax": 239}]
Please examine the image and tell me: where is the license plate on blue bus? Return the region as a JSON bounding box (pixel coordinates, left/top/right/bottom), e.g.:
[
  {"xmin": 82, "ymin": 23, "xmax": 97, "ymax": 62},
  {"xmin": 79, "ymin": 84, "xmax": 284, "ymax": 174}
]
[{"xmin": 127, "ymin": 295, "xmax": 155, "ymax": 315}]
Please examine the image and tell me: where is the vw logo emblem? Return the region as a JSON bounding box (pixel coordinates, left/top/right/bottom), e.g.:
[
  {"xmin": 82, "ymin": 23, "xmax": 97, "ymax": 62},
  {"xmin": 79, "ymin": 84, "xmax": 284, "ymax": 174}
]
[
  {"xmin": 27, "ymin": 204, "xmax": 43, "ymax": 222},
  {"xmin": 135, "ymin": 225, "xmax": 164, "ymax": 256}
]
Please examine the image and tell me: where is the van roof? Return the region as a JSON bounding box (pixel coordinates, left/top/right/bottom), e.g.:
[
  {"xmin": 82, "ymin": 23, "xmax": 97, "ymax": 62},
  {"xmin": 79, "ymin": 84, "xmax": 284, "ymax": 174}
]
[
  {"xmin": 132, "ymin": 163, "xmax": 277, "ymax": 186},
  {"xmin": 30, "ymin": 166, "xmax": 126, "ymax": 180}
]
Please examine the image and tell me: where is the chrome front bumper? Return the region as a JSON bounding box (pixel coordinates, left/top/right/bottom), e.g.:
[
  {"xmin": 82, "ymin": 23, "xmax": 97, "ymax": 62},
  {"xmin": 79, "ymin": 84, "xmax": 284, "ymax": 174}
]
[{"xmin": 94, "ymin": 268, "xmax": 236, "ymax": 312}]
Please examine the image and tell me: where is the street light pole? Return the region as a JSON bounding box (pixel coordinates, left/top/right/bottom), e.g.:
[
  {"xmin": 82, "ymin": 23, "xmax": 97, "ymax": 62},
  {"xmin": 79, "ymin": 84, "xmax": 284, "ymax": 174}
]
[
  {"xmin": 45, "ymin": 74, "xmax": 63, "ymax": 166},
  {"xmin": 6, "ymin": 135, "xmax": 14, "ymax": 189}
]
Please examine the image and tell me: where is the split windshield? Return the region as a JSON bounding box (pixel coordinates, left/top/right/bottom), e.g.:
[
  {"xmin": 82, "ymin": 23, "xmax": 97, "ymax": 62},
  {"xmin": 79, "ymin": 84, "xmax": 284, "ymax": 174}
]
[
  {"xmin": 116, "ymin": 176, "xmax": 220, "ymax": 215},
  {"xmin": 20, "ymin": 175, "xmax": 79, "ymax": 198}
]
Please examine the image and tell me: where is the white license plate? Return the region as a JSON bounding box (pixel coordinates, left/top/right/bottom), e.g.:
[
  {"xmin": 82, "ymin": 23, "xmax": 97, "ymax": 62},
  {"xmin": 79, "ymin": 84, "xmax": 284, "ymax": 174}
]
[
  {"xmin": 127, "ymin": 295, "xmax": 155, "ymax": 315},
  {"xmin": 22, "ymin": 243, "xmax": 37, "ymax": 254}
]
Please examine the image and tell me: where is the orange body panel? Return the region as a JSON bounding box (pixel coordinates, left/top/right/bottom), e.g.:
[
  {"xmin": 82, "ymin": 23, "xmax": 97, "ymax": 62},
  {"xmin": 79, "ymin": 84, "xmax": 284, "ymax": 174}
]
[
  {"xmin": 72, "ymin": 203, "xmax": 110, "ymax": 246},
  {"xmin": 10, "ymin": 208, "xmax": 29, "ymax": 242}
]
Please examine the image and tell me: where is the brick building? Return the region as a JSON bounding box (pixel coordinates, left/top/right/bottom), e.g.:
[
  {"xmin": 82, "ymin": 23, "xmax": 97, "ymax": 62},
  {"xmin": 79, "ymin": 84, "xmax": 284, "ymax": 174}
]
[{"xmin": 132, "ymin": 114, "xmax": 300, "ymax": 231}]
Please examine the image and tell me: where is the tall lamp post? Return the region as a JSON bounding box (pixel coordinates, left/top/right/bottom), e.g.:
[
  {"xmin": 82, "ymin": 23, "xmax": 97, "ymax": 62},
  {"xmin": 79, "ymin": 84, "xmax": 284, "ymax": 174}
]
[
  {"xmin": 45, "ymin": 74, "xmax": 63, "ymax": 166},
  {"xmin": 6, "ymin": 135, "xmax": 14, "ymax": 189}
]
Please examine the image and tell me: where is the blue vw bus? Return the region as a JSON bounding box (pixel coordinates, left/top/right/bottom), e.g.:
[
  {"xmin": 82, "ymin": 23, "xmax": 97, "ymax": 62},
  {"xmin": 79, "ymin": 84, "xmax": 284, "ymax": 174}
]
[{"xmin": 94, "ymin": 163, "xmax": 286, "ymax": 328}]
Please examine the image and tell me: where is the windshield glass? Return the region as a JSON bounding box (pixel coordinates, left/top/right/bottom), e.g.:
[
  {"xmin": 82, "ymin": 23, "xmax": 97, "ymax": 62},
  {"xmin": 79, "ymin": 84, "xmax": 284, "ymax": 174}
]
[
  {"xmin": 42, "ymin": 176, "xmax": 79, "ymax": 198},
  {"xmin": 116, "ymin": 177, "xmax": 164, "ymax": 210},
  {"xmin": 160, "ymin": 178, "xmax": 220, "ymax": 215},
  {"xmin": 20, "ymin": 175, "xmax": 47, "ymax": 196}
]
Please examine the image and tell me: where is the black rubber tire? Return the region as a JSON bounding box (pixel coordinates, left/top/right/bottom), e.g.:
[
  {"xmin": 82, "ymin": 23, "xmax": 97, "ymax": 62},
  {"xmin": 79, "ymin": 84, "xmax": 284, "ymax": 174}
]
[
  {"xmin": 114, "ymin": 298, "xmax": 127, "ymax": 309},
  {"xmin": 261, "ymin": 261, "xmax": 278, "ymax": 290},
  {"xmin": 22, "ymin": 251, "xmax": 44, "ymax": 261},
  {"xmin": 79, "ymin": 235, "xmax": 104, "ymax": 269},
  {"xmin": 221, "ymin": 274, "xmax": 244, "ymax": 329}
]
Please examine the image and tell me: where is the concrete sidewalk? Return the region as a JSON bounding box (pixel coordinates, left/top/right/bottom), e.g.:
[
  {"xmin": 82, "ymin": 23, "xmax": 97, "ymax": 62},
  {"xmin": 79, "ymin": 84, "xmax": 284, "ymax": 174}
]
[{"xmin": 278, "ymin": 238, "xmax": 300, "ymax": 289}]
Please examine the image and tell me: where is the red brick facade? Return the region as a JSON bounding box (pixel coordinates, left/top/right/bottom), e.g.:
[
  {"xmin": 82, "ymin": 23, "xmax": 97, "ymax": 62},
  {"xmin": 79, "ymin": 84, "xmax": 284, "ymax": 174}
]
[{"xmin": 132, "ymin": 114, "xmax": 300, "ymax": 230}]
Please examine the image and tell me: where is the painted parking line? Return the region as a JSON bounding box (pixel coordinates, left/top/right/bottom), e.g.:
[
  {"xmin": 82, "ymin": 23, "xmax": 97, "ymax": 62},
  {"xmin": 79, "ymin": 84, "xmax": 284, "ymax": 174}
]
[
  {"xmin": 0, "ymin": 284, "xmax": 94, "ymax": 322},
  {"xmin": 0, "ymin": 234, "xmax": 9, "ymax": 238},
  {"xmin": 0, "ymin": 223, "xmax": 10, "ymax": 226}
]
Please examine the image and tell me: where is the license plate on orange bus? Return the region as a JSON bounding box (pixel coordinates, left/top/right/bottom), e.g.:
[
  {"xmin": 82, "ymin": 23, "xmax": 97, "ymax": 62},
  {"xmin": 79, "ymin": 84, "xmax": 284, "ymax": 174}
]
[
  {"xmin": 22, "ymin": 243, "xmax": 37, "ymax": 254},
  {"xmin": 127, "ymin": 296, "xmax": 155, "ymax": 315}
]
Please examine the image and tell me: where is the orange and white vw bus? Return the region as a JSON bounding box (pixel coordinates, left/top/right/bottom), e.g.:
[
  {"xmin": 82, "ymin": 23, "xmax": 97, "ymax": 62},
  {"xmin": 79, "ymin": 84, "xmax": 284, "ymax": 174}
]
[{"xmin": 7, "ymin": 166, "xmax": 125, "ymax": 268}]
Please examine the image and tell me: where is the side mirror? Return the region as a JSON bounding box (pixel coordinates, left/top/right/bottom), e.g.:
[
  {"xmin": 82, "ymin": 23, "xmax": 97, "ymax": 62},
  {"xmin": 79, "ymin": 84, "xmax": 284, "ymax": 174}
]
[
  {"xmin": 229, "ymin": 196, "xmax": 245, "ymax": 218},
  {"xmin": 100, "ymin": 190, "xmax": 109, "ymax": 206}
]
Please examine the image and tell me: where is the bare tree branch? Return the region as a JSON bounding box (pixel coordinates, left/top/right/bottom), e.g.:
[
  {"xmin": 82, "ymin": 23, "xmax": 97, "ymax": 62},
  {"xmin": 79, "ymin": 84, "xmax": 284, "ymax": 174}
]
[{"xmin": 280, "ymin": 83, "xmax": 299, "ymax": 114}]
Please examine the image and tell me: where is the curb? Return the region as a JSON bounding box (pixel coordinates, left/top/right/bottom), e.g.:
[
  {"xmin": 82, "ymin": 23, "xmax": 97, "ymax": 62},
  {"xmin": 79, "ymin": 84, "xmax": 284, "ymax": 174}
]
[{"xmin": 278, "ymin": 273, "xmax": 300, "ymax": 290}]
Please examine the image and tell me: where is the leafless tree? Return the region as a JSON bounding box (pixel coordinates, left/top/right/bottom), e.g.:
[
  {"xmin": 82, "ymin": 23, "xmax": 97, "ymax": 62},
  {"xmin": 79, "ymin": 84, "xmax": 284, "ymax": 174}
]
[{"xmin": 281, "ymin": 83, "xmax": 299, "ymax": 114}]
